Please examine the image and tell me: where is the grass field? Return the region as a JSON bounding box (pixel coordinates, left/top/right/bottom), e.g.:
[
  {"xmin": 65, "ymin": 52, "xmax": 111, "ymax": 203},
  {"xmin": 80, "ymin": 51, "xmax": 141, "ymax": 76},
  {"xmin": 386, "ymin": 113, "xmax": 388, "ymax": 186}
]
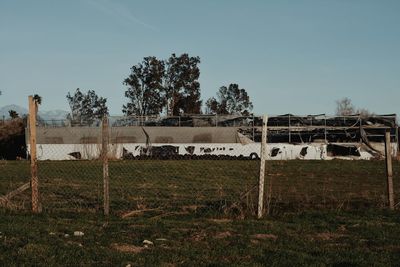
[{"xmin": 1, "ymin": 160, "xmax": 400, "ymax": 265}]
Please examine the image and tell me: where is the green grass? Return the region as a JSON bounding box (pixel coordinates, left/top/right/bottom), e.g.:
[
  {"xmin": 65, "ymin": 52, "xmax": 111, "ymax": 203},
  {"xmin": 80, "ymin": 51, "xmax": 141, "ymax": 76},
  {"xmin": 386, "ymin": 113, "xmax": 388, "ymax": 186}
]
[
  {"xmin": 1, "ymin": 160, "xmax": 400, "ymax": 265},
  {"xmin": 1, "ymin": 160, "xmax": 399, "ymax": 214},
  {"xmin": 1, "ymin": 209, "xmax": 399, "ymax": 266}
]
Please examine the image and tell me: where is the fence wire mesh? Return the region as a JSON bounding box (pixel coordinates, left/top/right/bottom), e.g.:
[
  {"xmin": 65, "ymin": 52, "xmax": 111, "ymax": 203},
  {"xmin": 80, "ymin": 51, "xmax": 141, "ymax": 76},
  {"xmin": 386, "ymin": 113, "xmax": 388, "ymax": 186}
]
[
  {"xmin": 38, "ymin": 160, "xmax": 102, "ymax": 213},
  {"xmin": 0, "ymin": 161, "xmax": 30, "ymax": 210},
  {"xmin": 3, "ymin": 113, "xmax": 398, "ymax": 216},
  {"xmin": 265, "ymin": 160, "xmax": 400, "ymax": 212},
  {"xmin": 109, "ymin": 160, "xmax": 260, "ymax": 218},
  {"xmin": 33, "ymin": 120, "xmax": 262, "ymax": 216}
]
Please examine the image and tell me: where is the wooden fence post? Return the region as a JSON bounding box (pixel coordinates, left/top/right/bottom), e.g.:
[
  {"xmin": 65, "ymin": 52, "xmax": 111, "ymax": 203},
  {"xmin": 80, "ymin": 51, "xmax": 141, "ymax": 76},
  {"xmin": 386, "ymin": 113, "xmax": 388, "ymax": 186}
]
[
  {"xmin": 258, "ymin": 115, "xmax": 268, "ymax": 218},
  {"xmin": 102, "ymin": 116, "xmax": 110, "ymax": 215},
  {"xmin": 385, "ymin": 129, "xmax": 395, "ymax": 210},
  {"xmin": 396, "ymin": 127, "xmax": 399, "ymax": 160},
  {"xmin": 28, "ymin": 96, "xmax": 39, "ymax": 213}
]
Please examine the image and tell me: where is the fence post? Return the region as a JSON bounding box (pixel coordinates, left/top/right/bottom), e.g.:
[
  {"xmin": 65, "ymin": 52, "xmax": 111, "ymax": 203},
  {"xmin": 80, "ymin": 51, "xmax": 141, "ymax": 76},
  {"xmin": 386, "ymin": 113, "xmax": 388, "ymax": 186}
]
[
  {"xmin": 102, "ymin": 116, "xmax": 110, "ymax": 215},
  {"xmin": 252, "ymin": 114, "xmax": 255, "ymax": 141},
  {"xmin": 28, "ymin": 96, "xmax": 39, "ymax": 213},
  {"xmin": 288, "ymin": 114, "xmax": 291, "ymax": 143},
  {"xmin": 395, "ymin": 126, "xmax": 399, "ymax": 159},
  {"xmin": 385, "ymin": 129, "xmax": 394, "ymax": 210},
  {"xmin": 258, "ymin": 115, "xmax": 268, "ymax": 218},
  {"xmin": 324, "ymin": 115, "xmax": 327, "ymax": 143}
]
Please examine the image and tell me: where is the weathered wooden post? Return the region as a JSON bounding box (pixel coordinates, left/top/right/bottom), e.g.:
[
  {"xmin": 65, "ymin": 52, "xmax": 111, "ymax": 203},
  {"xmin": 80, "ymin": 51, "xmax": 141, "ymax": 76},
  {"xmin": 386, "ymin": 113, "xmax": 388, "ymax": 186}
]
[
  {"xmin": 258, "ymin": 115, "xmax": 268, "ymax": 218},
  {"xmin": 28, "ymin": 96, "xmax": 39, "ymax": 213},
  {"xmin": 324, "ymin": 115, "xmax": 327, "ymax": 143},
  {"xmin": 288, "ymin": 114, "xmax": 291, "ymax": 143},
  {"xmin": 102, "ymin": 116, "xmax": 110, "ymax": 215},
  {"xmin": 396, "ymin": 126, "xmax": 399, "ymax": 160},
  {"xmin": 385, "ymin": 129, "xmax": 394, "ymax": 210},
  {"xmin": 252, "ymin": 114, "xmax": 255, "ymax": 141}
]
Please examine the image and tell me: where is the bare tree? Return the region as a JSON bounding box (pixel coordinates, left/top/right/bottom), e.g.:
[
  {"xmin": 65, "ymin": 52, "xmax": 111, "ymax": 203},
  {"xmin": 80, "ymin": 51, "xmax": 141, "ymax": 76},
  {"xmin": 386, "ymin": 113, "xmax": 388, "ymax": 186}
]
[
  {"xmin": 356, "ymin": 108, "xmax": 373, "ymax": 118},
  {"xmin": 335, "ymin": 97, "xmax": 355, "ymax": 116},
  {"xmin": 335, "ymin": 97, "xmax": 373, "ymax": 117}
]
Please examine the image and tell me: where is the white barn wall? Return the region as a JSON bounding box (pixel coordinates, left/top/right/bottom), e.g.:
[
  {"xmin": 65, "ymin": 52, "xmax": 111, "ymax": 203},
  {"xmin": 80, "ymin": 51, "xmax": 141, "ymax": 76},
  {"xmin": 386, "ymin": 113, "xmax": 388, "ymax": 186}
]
[{"xmin": 27, "ymin": 142, "xmax": 397, "ymax": 161}]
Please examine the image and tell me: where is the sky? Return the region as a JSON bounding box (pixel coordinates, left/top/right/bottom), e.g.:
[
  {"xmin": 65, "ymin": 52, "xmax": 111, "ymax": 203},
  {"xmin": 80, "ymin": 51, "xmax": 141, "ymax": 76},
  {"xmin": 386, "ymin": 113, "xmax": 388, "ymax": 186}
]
[{"xmin": 0, "ymin": 0, "xmax": 399, "ymax": 116}]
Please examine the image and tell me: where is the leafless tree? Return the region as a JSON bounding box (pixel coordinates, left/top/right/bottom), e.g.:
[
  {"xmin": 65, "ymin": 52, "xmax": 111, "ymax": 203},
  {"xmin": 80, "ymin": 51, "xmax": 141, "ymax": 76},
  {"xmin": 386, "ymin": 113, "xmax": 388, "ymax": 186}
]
[
  {"xmin": 335, "ymin": 97, "xmax": 355, "ymax": 116},
  {"xmin": 335, "ymin": 97, "xmax": 373, "ymax": 117}
]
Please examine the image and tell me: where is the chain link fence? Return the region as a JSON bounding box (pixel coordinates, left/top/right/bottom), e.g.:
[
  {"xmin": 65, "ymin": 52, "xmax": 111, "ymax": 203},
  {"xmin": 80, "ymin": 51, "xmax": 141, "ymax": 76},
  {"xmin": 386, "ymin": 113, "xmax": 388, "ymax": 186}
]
[
  {"xmin": 38, "ymin": 159, "xmax": 103, "ymax": 213},
  {"xmin": 265, "ymin": 160, "xmax": 399, "ymax": 212},
  {"xmin": 33, "ymin": 116, "xmax": 263, "ymax": 217},
  {"xmin": 0, "ymin": 160, "xmax": 31, "ymax": 210},
  {"xmin": 1, "ymin": 106, "xmax": 399, "ymax": 216},
  {"xmin": 109, "ymin": 160, "xmax": 260, "ymax": 218}
]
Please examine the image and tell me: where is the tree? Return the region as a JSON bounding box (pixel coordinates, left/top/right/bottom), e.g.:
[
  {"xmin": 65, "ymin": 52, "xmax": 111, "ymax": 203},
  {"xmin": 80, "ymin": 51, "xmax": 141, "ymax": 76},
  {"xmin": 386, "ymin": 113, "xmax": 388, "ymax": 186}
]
[
  {"xmin": 123, "ymin": 57, "xmax": 165, "ymax": 116},
  {"xmin": 33, "ymin": 94, "xmax": 42, "ymax": 105},
  {"xmin": 335, "ymin": 97, "xmax": 373, "ymax": 117},
  {"xmin": 356, "ymin": 108, "xmax": 373, "ymax": 118},
  {"xmin": 206, "ymin": 84, "xmax": 253, "ymax": 115},
  {"xmin": 33, "ymin": 94, "xmax": 42, "ymax": 119},
  {"xmin": 164, "ymin": 53, "xmax": 202, "ymax": 115},
  {"xmin": 66, "ymin": 88, "xmax": 108, "ymax": 124},
  {"xmin": 335, "ymin": 97, "xmax": 355, "ymax": 116},
  {"xmin": 8, "ymin": 110, "xmax": 19, "ymax": 119},
  {"xmin": 205, "ymin": 97, "xmax": 218, "ymax": 115}
]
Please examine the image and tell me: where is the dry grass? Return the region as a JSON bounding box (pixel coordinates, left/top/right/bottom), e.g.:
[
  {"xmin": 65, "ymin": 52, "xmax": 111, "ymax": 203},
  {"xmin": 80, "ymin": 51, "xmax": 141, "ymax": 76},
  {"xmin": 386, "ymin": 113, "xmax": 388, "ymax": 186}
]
[{"xmin": 111, "ymin": 243, "xmax": 146, "ymax": 254}]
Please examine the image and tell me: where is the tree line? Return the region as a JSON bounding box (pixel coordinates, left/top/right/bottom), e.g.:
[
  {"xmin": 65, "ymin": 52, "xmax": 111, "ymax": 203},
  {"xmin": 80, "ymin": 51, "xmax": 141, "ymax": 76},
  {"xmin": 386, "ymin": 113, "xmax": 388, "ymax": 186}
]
[
  {"xmin": 4, "ymin": 54, "xmax": 374, "ymax": 122},
  {"xmin": 66, "ymin": 53, "xmax": 254, "ymax": 123}
]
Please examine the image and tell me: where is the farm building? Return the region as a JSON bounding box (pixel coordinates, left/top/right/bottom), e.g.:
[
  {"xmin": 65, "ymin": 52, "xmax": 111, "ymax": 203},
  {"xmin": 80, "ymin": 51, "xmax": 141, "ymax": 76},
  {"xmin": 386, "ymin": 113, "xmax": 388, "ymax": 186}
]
[{"xmin": 26, "ymin": 114, "xmax": 398, "ymax": 161}]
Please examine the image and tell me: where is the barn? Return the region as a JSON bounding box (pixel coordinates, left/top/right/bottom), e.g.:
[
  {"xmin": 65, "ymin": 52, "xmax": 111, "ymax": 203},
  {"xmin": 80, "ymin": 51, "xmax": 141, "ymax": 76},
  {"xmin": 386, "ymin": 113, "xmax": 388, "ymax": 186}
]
[{"xmin": 26, "ymin": 114, "xmax": 398, "ymax": 160}]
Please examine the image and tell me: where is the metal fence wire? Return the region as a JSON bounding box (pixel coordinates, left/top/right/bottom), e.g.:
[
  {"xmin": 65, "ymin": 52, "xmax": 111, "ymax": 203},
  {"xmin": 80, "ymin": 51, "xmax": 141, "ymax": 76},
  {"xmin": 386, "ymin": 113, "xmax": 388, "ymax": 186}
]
[
  {"xmin": 34, "ymin": 116, "xmax": 262, "ymax": 216},
  {"xmin": 3, "ymin": 110, "xmax": 397, "ymax": 217},
  {"xmin": 0, "ymin": 161, "xmax": 31, "ymax": 210}
]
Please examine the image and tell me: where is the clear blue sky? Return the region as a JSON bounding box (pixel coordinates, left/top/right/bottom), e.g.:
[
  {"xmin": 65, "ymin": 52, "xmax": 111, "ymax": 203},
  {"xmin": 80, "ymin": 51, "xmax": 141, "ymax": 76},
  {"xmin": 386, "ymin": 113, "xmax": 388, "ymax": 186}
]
[{"xmin": 1, "ymin": 0, "xmax": 399, "ymax": 116}]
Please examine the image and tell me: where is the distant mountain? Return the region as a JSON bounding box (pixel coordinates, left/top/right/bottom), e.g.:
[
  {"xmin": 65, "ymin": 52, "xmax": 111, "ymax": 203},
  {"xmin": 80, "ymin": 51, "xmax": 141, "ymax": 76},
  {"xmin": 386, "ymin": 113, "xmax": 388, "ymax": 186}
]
[
  {"xmin": 39, "ymin": 110, "xmax": 69, "ymax": 121},
  {"xmin": 0, "ymin": 104, "xmax": 69, "ymax": 120},
  {"xmin": 0, "ymin": 105, "xmax": 28, "ymax": 119}
]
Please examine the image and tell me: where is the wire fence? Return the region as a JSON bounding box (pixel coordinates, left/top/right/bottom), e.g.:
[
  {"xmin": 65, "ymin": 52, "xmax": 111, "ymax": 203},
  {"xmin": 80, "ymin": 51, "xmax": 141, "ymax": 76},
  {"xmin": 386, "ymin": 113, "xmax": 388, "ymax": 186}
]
[
  {"xmin": 0, "ymin": 161, "xmax": 31, "ymax": 210},
  {"xmin": 34, "ymin": 131, "xmax": 262, "ymax": 217},
  {"xmin": 3, "ymin": 155, "xmax": 399, "ymax": 216},
  {"xmin": 1, "ymin": 99, "xmax": 399, "ymax": 217}
]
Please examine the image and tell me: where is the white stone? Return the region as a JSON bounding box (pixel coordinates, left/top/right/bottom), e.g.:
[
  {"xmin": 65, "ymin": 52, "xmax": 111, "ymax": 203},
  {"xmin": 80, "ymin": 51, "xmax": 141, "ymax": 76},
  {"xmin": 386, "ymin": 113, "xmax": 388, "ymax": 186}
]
[
  {"xmin": 142, "ymin": 240, "xmax": 154, "ymax": 246},
  {"xmin": 74, "ymin": 231, "xmax": 84, "ymax": 237}
]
